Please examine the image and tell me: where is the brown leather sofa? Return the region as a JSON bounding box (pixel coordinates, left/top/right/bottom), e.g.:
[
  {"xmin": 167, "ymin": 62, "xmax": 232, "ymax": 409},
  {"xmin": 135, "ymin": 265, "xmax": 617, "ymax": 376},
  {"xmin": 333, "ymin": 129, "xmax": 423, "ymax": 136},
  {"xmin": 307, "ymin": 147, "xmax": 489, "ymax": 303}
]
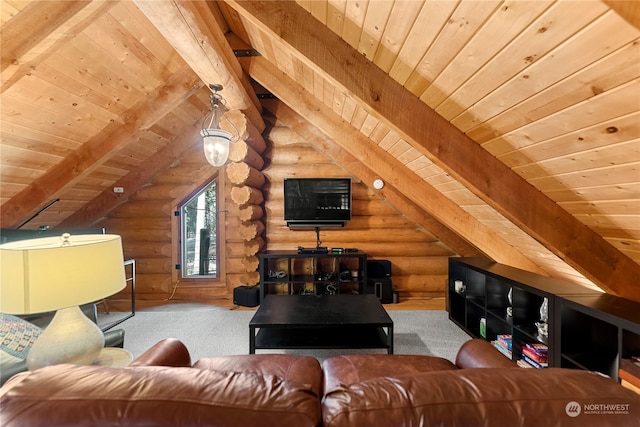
[{"xmin": 2, "ymin": 338, "xmax": 639, "ymax": 426}]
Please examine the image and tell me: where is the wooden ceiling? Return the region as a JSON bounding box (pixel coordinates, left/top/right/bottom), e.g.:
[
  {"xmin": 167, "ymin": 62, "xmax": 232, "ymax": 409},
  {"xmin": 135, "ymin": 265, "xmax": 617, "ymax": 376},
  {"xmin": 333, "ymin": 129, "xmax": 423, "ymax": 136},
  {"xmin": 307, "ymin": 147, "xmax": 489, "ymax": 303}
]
[{"xmin": 1, "ymin": 1, "xmax": 639, "ymax": 300}]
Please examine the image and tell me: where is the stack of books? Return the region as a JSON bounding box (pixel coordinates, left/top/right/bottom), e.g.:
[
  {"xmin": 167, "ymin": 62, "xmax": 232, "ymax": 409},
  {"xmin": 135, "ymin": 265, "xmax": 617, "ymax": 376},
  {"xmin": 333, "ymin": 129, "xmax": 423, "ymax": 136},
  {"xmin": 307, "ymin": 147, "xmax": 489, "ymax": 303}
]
[
  {"xmin": 619, "ymin": 358, "xmax": 640, "ymax": 395},
  {"xmin": 518, "ymin": 343, "xmax": 548, "ymax": 368},
  {"xmin": 492, "ymin": 334, "xmax": 512, "ymax": 359}
]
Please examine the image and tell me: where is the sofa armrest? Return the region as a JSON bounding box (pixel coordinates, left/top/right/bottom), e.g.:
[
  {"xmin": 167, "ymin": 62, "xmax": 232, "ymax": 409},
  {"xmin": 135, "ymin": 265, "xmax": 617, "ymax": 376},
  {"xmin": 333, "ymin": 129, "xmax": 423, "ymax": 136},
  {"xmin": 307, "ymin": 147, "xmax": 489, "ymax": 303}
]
[
  {"xmin": 455, "ymin": 339, "xmax": 518, "ymax": 369},
  {"xmin": 129, "ymin": 338, "xmax": 191, "ymax": 367}
]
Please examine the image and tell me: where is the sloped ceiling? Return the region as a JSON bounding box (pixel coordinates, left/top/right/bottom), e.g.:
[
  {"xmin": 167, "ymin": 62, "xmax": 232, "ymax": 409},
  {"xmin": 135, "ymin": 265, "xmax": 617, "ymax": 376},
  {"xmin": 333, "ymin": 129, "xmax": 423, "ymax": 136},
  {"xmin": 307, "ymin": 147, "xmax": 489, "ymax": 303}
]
[{"xmin": 1, "ymin": 1, "xmax": 639, "ymax": 301}]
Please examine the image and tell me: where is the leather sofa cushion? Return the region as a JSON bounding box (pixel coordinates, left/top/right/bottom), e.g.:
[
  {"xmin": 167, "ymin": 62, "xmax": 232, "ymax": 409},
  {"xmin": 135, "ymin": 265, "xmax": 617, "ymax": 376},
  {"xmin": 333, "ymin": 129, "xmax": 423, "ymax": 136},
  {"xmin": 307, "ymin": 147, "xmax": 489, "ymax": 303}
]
[
  {"xmin": 322, "ymin": 367, "xmax": 640, "ymax": 427},
  {"xmin": 1, "ymin": 362, "xmax": 322, "ymax": 427},
  {"xmin": 322, "ymin": 354, "xmax": 456, "ymax": 394},
  {"xmin": 194, "ymin": 354, "xmax": 323, "ymax": 398}
]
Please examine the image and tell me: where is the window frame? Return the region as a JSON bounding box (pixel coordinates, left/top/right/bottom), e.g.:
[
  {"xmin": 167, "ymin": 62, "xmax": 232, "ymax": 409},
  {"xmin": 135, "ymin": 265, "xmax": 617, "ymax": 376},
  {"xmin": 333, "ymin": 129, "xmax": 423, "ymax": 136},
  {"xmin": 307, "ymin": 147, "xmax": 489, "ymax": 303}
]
[{"xmin": 177, "ymin": 177, "xmax": 221, "ymax": 281}]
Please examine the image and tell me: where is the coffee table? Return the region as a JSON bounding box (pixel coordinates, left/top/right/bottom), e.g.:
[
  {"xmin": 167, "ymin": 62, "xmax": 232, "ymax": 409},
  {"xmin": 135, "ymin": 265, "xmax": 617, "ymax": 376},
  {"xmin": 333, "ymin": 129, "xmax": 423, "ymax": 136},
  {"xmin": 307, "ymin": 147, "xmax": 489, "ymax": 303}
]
[{"xmin": 249, "ymin": 294, "xmax": 393, "ymax": 354}]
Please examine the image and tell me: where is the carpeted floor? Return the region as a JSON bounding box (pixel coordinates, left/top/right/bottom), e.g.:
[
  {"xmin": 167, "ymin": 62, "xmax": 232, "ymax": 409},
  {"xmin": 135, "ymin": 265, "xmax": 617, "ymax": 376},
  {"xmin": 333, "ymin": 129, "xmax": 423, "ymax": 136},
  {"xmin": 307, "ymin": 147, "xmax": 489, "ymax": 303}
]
[{"xmin": 98, "ymin": 303, "xmax": 471, "ymax": 363}]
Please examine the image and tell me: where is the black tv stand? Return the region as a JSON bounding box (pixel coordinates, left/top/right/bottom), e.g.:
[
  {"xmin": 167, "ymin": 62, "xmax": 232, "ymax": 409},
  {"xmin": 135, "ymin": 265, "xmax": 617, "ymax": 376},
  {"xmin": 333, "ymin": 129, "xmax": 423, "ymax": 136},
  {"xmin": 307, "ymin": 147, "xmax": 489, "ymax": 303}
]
[{"xmin": 259, "ymin": 250, "xmax": 368, "ymax": 301}]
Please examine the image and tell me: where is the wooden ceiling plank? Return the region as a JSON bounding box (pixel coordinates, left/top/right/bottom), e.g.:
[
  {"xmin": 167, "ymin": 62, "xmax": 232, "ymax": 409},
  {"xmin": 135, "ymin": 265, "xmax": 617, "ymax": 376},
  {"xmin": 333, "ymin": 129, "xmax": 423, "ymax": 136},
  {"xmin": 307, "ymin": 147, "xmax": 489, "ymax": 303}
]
[
  {"xmin": 497, "ymin": 112, "xmax": 640, "ymax": 168},
  {"xmin": 357, "ymin": 0, "xmax": 392, "ymax": 62},
  {"xmin": 1, "ymin": 0, "xmax": 115, "ymax": 93},
  {"xmin": 114, "ymin": 1, "xmax": 187, "ymax": 74},
  {"xmin": 404, "ymin": 0, "xmax": 502, "ymax": 98},
  {"xmin": 246, "ymin": 54, "xmax": 545, "ymax": 273},
  {"xmin": 388, "ymin": 0, "xmax": 457, "ymax": 85},
  {"xmin": 0, "ymin": 65, "xmax": 203, "ymax": 228},
  {"xmin": 467, "ymin": 39, "xmax": 640, "ymax": 143},
  {"xmin": 435, "ymin": 0, "xmax": 609, "ymax": 121},
  {"xmin": 6, "ymin": 73, "xmax": 118, "ymax": 129},
  {"xmin": 528, "ymin": 162, "xmax": 640, "ymax": 192},
  {"xmin": 482, "ymin": 78, "xmax": 640, "ymax": 156},
  {"xmin": 89, "ymin": 10, "xmax": 176, "ymax": 86},
  {"xmin": 514, "ymin": 139, "xmax": 640, "ymax": 179},
  {"xmin": 131, "ymin": 0, "xmax": 264, "ymax": 132},
  {"xmin": 35, "ymin": 62, "xmax": 129, "ymax": 117},
  {"xmin": 372, "ymin": 0, "xmax": 422, "ymax": 73},
  {"xmin": 326, "ymin": 0, "xmax": 346, "ymax": 34},
  {"xmin": 55, "ymin": 34, "xmax": 146, "ymax": 104},
  {"xmin": 422, "ymin": 0, "xmax": 553, "ymax": 108},
  {"xmin": 450, "ymin": 10, "xmax": 639, "ymax": 130},
  {"xmin": 227, "ymin": 0, "xmax": 640, "ymax": 299},
  {"xmin": 1, "ymin": 94, "xmax": 99, "ymax": 142}
]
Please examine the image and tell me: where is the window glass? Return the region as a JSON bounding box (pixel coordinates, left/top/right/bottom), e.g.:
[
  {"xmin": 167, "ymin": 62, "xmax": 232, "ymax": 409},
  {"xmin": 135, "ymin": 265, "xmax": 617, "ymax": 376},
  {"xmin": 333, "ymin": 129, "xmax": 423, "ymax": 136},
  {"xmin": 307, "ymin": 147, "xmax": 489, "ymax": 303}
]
[{"xmin": 181, "ymin": 179, "xmax": 217, "ymax": 278}]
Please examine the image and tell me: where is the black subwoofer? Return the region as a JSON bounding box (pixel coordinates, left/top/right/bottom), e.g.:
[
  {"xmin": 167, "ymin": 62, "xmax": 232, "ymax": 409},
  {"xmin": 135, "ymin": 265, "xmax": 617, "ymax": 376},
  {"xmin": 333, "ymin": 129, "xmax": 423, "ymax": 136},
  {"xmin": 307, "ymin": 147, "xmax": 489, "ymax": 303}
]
[
  {"xmin": 365, "ymin": 278, "xmax": 393, "ymax": 304},
  {"xmin": 233, "ymin": 286, "xmax": 260, "ymax": 307},
  {"xmin": 367, "ymin": 260, "xmax": 392, "ymax": 278}
]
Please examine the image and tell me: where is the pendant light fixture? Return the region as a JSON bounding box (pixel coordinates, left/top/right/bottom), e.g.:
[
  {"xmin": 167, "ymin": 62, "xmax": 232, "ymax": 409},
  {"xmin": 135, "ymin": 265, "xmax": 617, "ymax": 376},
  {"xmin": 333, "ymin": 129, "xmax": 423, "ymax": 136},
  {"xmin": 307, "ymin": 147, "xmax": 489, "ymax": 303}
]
[{"xmin": 201, "ymin": 84, "xmax": 239, "ymax": 167}]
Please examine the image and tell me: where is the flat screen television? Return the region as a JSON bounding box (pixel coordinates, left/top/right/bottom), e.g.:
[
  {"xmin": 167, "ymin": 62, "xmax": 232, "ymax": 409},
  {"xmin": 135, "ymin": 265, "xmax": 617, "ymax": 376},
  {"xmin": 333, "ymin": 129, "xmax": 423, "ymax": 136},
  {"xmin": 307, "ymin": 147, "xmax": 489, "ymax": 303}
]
[{"xmin": 284, "ymin": 178, "xmax": 351, "ymax": 227}]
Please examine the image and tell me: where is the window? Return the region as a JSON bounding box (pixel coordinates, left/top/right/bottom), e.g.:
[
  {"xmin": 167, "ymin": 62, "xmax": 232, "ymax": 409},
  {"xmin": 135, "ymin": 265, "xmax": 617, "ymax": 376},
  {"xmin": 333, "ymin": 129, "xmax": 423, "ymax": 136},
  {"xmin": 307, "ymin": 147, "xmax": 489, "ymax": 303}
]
[{"xmin": 180, "ymin": 179, "xmax": 218, "ymax": 278}]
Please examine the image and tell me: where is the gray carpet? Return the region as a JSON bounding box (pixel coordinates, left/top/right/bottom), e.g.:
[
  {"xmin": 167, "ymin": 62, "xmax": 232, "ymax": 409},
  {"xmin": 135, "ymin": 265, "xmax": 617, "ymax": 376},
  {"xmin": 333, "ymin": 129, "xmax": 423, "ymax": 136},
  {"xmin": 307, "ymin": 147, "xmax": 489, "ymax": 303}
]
[{"xmin": 98, "ymin": 304, "xmax": 471, "ymax": 363}]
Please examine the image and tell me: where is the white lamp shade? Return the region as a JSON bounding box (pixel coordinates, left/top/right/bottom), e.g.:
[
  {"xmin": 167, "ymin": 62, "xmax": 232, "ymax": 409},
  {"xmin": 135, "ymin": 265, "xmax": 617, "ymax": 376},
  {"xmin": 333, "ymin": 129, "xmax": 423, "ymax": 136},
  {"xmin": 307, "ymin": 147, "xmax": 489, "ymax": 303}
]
[
  {"xmin": 0, "ymin": 234, "xmax": 126, "ymax": 314},
  {"xmin": 201, "ymin": 128, "xmax": 232, "ymax": 167}
]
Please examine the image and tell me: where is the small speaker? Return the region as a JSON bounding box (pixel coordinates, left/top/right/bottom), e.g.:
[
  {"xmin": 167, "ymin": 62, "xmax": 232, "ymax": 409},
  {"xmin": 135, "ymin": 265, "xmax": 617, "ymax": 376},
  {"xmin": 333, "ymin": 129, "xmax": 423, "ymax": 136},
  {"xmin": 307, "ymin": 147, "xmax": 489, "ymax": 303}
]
[
  {"xmin": 233, "ymin": 286, "xmax": 260, "ymax": 307},
  {"xmin": 367, "ymin": 260, "xmax": 392, "ymax": 278},
  {"xmin": 365, "ymin": 278, "xmax": 393, "ymax": 304}
]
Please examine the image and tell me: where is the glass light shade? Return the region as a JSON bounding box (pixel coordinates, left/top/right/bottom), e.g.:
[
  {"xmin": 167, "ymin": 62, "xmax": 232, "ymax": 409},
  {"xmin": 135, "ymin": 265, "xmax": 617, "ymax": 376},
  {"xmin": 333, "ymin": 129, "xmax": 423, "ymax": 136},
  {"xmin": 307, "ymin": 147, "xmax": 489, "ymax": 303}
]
[
  {"xmin": 0, "ymin": 234, "xmax": 127, "ymax": 314},
  {"xmin": 201, "ymin": 128, "xmax": 232, "ymax": 167}
]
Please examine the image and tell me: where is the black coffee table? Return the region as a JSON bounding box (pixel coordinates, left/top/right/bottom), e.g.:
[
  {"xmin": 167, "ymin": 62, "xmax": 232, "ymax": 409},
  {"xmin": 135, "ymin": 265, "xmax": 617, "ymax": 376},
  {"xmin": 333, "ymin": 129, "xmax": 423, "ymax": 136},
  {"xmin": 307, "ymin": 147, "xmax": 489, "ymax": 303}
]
[{"xmin": 249, "ymin": 294, "xmax": 394, "ymax": 354}]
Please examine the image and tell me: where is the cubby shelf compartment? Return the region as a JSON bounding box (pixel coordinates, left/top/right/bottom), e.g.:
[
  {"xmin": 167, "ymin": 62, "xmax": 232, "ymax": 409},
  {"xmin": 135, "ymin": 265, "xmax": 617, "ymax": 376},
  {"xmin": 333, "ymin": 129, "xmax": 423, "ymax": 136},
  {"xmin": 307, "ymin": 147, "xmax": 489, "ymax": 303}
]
[
  {"xmin": 447, "ymin": 257, "xmax": 600, "ymax": 369},
  {"xmin": 259, "ymin": 250, "xmax": 367, "ymax": 302},
  {"xmin": 558, "ymin": 293, "xmax": 640, "ymax": 381}
]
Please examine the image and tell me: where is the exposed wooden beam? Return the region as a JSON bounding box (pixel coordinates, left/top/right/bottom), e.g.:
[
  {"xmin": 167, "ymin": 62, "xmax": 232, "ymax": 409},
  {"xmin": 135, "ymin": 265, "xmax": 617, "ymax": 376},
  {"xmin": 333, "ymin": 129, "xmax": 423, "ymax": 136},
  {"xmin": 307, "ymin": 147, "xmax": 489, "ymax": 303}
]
[
  {"xmin": 132, "ymin": 0, "xmax": 265, "ymax": 132},
  {"xmin": 603, "ymin": 0, "xmax": 640, "ymax": 30},
  {"xmin": 1, "ymin": 0, "xmax": 114, "ymax": 93},
  {"xmin": 248, "ymin": 57, "xmax": 544, "ymax": 274},
  {"xmin": 0, "ymin": 65, "xmax": 203, "ymax": 228},
  {"xmin": 226, "ymin": 0, "xmax": 640, "ymax": 300}
]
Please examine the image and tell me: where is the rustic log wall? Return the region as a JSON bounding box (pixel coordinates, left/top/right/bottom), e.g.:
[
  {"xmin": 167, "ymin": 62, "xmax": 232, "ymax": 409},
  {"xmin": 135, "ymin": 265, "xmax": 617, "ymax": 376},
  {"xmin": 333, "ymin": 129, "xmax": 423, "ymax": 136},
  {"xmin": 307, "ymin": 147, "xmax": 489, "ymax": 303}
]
[
  {"xmin": 263, "ymin": 123, "xmax": 456, "ymax": 300},
  {"xmin": 99, "ymin": 116, "xmax": 456, "ymax": 306},
  {"xmin": 98, "ymin": 142, "xmax": 234, "ymax": 305}
]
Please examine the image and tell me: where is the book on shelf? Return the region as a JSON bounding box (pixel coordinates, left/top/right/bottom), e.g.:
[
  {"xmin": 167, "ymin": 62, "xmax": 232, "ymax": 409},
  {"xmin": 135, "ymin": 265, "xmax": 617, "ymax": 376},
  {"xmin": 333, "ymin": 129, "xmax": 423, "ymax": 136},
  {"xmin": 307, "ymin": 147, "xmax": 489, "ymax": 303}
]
[
  {"xmin": 523, "ymin": 342, "xmax": 548, "ymax": 355},
  {"xmin": 522, "ymin": 346, "xmax": 548, "ymax": 364},
  {"xmin": 517, "ymin": 359, "xmax": 535, "ymax": 368},
  {"xmin": 521, "ymin": 354, "xmax": 547, "ymax": 369},
  {"xmin": 492, "ymin": 340, "xmax": 512, "ymax": 359},
  {"xmin": 497, "ymin": 334, "xmax": 512, "ymax": 351},
  {"xmin": 619, "ymin": 359, "xmax": 640, "ymax": 394}
]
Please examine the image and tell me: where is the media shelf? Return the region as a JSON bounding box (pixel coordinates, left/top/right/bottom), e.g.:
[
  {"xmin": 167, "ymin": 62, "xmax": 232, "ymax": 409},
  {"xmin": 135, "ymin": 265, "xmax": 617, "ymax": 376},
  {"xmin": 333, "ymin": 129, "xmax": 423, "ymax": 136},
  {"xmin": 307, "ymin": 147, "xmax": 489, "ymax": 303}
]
[
  {"xmin": 558, "ymin": 293, "xmax": 640, "ymax": 380},
  {"xmin": 259, "ymin": 250, "xmax": 367, "ymax": 302},
  {"xmin": 448, "ymin": 257, "xmax": 600, "ymax": 370}
]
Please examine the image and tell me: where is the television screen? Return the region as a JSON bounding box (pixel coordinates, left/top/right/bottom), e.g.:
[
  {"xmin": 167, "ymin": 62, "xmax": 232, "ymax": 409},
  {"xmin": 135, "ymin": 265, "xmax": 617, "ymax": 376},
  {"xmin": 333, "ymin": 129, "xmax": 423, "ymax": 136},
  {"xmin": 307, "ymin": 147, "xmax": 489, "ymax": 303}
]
[{"xmin": 284, "ymin": 178, "xmax": 351, "ymax": 225}]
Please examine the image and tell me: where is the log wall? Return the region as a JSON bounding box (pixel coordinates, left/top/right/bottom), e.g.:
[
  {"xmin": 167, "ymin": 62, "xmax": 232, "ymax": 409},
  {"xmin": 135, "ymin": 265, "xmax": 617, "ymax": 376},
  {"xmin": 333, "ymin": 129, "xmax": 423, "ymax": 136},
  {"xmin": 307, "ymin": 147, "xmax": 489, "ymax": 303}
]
[
  {"xmin": 262, "ymin": 124, "xmax": 456, "ymax": 300},
  {"xmin": 99, "ymin": 117, "xmax": 457, "ymax": 306}
]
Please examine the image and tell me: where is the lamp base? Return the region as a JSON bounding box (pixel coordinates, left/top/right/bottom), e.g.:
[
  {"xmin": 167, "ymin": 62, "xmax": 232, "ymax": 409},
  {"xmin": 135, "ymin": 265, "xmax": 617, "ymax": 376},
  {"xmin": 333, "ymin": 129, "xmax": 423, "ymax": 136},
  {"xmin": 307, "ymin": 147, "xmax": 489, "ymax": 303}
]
[{"xmin": 26, "ymin": 305, "xmax": 105, "ymax": 370}]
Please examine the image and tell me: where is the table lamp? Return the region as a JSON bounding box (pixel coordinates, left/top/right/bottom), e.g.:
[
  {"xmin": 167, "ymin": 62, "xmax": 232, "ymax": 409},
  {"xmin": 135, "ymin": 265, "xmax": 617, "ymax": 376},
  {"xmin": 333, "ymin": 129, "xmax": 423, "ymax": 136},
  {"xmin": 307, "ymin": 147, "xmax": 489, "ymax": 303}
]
[{"xmin": 0, "ymin": 233, "xmax": 126, "ymax": 370}]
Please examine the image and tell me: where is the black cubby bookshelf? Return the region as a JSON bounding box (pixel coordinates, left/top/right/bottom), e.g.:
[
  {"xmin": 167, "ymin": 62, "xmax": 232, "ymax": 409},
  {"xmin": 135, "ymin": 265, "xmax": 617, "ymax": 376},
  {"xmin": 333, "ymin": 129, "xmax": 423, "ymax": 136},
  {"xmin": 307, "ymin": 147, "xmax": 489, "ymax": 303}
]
[
  {"xmin": 258, "ymin": 250, "xmax": 367, "ymax": 302},
  {"xmin": 558, "ymin": 293, "xmax": 640, "ymax": 380},
  {"xmin": 447, "ymin": 257, "xmax": 628, "ymax": 375}
]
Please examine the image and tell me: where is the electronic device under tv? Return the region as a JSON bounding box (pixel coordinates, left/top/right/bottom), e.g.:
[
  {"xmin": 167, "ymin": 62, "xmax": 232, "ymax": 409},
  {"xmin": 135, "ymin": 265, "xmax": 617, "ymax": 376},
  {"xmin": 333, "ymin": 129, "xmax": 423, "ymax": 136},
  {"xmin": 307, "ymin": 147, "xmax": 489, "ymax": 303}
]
[{"xmin": 284, "ymin": 178, "xmax": 351, "ymax": 228}]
